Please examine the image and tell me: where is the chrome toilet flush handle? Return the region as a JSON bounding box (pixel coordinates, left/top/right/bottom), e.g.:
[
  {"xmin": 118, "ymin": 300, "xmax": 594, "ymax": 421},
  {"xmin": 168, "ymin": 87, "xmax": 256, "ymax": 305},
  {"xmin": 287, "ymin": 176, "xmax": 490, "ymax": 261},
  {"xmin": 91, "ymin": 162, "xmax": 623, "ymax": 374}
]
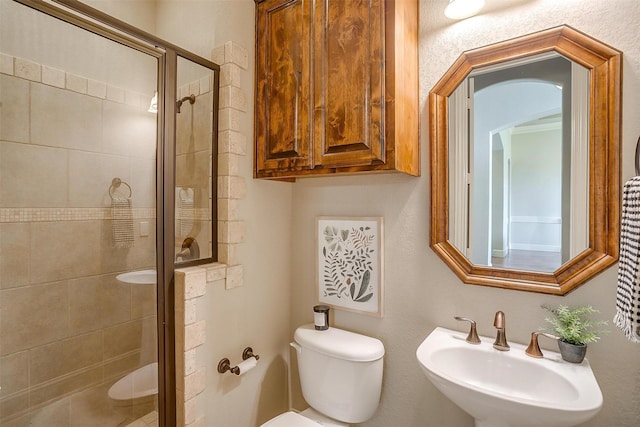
[{"xmin": 454, "ymin": 316, "xmax": 481, "ymax": 344}]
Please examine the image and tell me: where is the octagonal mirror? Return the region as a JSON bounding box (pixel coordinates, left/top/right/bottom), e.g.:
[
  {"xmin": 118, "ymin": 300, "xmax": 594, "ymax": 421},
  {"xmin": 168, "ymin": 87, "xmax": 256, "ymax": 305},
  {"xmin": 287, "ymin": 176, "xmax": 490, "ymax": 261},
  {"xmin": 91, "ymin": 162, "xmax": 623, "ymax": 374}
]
[{"xmin": 430, "ymin": 25, "xmax": 621, "ymax": 294}]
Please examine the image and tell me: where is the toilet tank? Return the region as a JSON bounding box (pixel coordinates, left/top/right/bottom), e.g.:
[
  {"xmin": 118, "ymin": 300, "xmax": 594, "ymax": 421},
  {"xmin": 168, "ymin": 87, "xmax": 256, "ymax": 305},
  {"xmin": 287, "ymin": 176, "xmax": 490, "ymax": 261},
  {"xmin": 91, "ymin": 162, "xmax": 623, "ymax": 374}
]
[{"xmin": 293, "ymin": 324, "xmax": 385, "ymax": 424}]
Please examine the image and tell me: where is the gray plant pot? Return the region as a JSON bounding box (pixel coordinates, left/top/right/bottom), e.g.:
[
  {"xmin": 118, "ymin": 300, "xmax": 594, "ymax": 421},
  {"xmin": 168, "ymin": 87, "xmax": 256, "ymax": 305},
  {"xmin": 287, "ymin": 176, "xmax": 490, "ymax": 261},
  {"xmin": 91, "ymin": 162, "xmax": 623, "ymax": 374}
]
[{"xmin": 558, "ymin": 340, "xmax": 587, "ymax": 363}]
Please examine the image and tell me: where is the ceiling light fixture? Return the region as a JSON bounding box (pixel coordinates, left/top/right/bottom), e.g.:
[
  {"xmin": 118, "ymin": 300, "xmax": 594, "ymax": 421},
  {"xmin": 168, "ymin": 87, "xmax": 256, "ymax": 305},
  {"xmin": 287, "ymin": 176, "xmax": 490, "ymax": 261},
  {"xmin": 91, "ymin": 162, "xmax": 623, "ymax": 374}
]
[{"xmin": 444, "ymin": 0, "xmax": 485, "ymax": 20}]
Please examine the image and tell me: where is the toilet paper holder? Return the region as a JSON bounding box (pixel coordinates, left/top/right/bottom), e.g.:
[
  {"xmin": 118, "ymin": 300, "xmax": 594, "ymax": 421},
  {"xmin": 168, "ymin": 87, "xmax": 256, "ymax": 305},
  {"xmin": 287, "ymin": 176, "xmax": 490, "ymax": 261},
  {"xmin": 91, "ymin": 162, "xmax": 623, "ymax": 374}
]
[{"xmin": 217, "ymin": 347, "xmax": 260, "ymax": 375}]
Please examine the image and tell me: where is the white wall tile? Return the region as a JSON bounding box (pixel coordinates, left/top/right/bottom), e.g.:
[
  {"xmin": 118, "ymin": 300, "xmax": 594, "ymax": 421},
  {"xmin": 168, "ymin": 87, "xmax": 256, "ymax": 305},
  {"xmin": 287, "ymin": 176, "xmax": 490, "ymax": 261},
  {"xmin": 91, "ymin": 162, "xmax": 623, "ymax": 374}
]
[
  {"xmin": 30, "ymin": 84, "xmax": 102, "ymax": 151},
  {"xmin": 218, "ymin": 130, "xmax": 247, "ymax": 155},
  {"xmin": 225, "ymin": 265, "xmax": 243, "ymax": 290},
  {"xmin": 217, "ymin": 176, "xmax": 246, "ymax": 200},
  {"xmin": 184, "ymin": 348, "xmax": 197, "ymax": 376},
  {"xmin": 66, "ymin": 73, "xmax": 88, "ymax": 94},
  {"xmin": 218, "ymin": 107, "xmax": 241, "ymax": 132},
  {"xmin": 0, "ymin": 75, "xmax": 29, "ymax": 143},
  {"xmin": 184, "ymin": 369, "xmax": 206, "ymax": 400},
  {"xmin": 184, "ymin": 320, "xmax": 206, "ymax": 350},
  {"xmin": 205, "ymin": 264, "xmax": 226, "ymax": 282},
  {"xmin": 0, "ymin": 53, "xmax": 14, "ymax": 75},
  {"xmin": 184, "ymin": 299, "xmax": 197, "ymax": 325},
  {"xmin": 106, "ymin": 85, "xmax": 125, "ymax": 103},
  {"xmin": 220, "ymin": 63, "xmax": 241, "ymax": 88},
  {"xmin": 183, "ymin": 270, "xmax": 207, "ymax": 299},
  {"xmin": 14, "ymin": 57, "xmax": 40, "ymax": 81},
  {"xmin": 218, "ymin": 220, "xmax": 245, "ymax": 244},
  {"xmin": 41, "ymin": 66, "xmax": 65, "ymax": 88},
  {"xmin": 226, "ymin": 42, "xmax": 248, "ymax": 70},
  {"xmin": 87, "ymin": 79, "xmax": 107, "ymax": 99}
]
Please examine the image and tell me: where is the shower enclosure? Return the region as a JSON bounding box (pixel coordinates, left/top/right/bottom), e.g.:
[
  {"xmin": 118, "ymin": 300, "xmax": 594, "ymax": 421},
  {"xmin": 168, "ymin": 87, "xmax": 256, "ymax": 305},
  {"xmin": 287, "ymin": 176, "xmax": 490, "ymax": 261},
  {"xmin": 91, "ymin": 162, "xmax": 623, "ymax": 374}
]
[{"xmin": 0, "ymin": 1, "xmax": 218, "ymax": 425}]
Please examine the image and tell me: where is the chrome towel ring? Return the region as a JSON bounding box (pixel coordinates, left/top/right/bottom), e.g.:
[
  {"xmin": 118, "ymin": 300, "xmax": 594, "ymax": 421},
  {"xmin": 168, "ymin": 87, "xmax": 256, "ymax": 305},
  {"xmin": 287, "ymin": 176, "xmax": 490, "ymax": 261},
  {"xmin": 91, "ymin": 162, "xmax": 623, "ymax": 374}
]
[{"xmin": 109, "ymin": 177, "xmax": 132, "ymax": 199}]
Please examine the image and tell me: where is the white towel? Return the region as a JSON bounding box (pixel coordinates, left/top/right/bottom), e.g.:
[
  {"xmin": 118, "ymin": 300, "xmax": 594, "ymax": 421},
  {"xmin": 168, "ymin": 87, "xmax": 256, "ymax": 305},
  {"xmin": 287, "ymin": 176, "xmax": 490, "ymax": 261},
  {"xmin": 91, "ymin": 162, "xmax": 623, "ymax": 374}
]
[
  {"xmin": 177, "ymin": 187, "xmax": 194, "ymax": 238},
  {"xmin": 111, "ymin": 196, "xmax": 134, "ymax": 248},
  {"xmin": 614, "ymin": 176, "xmax": 640, "ymax": 342}
]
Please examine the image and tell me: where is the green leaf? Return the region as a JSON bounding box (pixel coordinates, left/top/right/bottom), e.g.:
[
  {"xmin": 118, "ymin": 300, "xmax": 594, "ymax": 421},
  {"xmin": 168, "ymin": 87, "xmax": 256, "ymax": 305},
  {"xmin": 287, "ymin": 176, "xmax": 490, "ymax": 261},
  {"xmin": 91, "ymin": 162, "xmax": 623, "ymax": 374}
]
[
  {"xmin": 355, "ymin": 270, "xmax": 370, "ymax": 300},
  {"xmin": 355, "ymin": 292, "xmax": 373, "ymax": 302},
  {"xmin": 541, "ymin": 304, "xmax": 608, "ymax": 345}
]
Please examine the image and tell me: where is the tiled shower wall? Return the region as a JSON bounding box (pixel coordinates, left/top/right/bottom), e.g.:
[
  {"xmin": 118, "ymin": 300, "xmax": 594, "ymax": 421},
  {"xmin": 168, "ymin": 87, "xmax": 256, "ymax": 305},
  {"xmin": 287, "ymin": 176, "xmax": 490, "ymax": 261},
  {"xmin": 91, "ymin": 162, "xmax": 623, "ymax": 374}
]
[
  {"xmin": 0, "ymin": 53, "xmax": 158, "ymax": 424},
  {"xmin": 175, "ymin": 82, "xmax": 214, "ymax": 256}
]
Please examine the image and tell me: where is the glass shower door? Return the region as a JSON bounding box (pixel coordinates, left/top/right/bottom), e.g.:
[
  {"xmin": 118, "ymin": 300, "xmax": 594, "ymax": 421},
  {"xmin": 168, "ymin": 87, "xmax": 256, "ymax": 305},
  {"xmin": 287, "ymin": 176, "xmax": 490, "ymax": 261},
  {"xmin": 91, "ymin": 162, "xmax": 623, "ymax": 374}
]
[{"xmin": 0, "ymin": 1, "xmax": 161, "ymax": 425}]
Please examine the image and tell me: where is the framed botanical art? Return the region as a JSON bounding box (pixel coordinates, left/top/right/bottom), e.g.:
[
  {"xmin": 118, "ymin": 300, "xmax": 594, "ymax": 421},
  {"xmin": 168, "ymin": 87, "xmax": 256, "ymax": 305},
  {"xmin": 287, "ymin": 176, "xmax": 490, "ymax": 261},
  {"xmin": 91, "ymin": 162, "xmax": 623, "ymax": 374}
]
[{"xmin": 316, "ymin": 216, "xmax": 384, "ymax": 317}]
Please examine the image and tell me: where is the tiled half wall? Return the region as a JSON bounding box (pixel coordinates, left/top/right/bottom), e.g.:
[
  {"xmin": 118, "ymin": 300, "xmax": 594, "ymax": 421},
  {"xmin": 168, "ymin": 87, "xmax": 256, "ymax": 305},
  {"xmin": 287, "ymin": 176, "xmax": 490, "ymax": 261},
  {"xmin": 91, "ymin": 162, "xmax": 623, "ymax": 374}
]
[{"xmin": 174, "ymin": 41, "xmax": 248, "ymax": 427}]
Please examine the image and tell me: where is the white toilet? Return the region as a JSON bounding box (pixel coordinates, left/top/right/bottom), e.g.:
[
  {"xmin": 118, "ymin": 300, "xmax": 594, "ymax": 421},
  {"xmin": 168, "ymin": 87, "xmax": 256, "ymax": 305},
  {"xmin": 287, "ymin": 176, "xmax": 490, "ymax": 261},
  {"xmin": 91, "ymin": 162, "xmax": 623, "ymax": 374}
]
[
  {"xmin": 108, "ymin": 362, "xmax": 158, "ymax": 420},
  {"xmin": 262, "ymin": 324, "xmax": 385, "ymax": 426}
]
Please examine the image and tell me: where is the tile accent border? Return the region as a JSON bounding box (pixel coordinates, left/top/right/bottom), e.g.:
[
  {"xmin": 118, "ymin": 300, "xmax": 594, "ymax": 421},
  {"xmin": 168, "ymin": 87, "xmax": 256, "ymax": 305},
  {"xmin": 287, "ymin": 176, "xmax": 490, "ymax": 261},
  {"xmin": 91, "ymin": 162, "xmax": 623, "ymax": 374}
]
[
  {"xmin": 175, "ymin": 41, "xmax": 249, "ymax": 427},
  {"xmin": 0, "ymin": 52, "xmax": 153, "ymax": 110},
  {"xmin": 0, "ymin": 207, "xmax": 158, "ymax": 223}
]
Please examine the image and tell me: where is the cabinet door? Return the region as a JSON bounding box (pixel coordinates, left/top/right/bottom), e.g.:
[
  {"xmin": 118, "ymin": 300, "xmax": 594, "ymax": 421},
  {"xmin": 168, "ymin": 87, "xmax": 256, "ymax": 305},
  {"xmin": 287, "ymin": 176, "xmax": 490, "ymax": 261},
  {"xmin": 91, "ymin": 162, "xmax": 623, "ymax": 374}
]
[
  {"xmin": 255, "ymin": 0, "xmax": 312, "ymax": 176},
  {"xmin": 313, "ymin": 0, "xmax": 385, "ymax": 168}
]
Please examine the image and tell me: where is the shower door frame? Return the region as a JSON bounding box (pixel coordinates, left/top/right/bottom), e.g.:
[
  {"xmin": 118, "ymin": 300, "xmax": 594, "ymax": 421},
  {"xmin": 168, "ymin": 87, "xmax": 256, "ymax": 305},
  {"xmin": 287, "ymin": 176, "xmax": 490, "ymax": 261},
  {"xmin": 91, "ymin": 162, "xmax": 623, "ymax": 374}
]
[{"xmin": 13, "ymin": 1, "xmax": 221, "ymax": 425}]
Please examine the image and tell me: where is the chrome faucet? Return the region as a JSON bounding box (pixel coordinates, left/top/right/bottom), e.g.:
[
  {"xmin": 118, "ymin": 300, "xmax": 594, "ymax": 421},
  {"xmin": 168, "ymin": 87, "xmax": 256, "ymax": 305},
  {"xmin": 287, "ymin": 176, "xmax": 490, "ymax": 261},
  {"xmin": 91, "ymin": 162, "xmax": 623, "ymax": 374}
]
[{"xmin": 493, "ymin": 311, "xmax": 510, "ymax": 351}]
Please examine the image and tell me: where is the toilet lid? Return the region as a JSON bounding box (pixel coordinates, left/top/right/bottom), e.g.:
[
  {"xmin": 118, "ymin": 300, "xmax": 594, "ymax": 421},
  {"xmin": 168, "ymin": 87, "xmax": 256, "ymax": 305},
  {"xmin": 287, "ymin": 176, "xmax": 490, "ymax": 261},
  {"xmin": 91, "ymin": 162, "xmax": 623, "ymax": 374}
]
[{"xmin": 261, "ymin": 411, "xmax": 321, "ymax": 427}]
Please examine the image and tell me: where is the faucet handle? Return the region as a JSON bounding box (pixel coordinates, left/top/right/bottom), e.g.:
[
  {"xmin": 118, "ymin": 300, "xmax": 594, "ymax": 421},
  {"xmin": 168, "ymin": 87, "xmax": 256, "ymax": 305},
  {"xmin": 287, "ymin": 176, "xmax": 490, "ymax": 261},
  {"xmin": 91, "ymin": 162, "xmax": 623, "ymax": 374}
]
[
  {"xmin": 525, "ymin": 331, "xmax": 560, "ymax": 358},
  {"xmin": 454, "ymin": 316, "xmax": 481, "ymax": 344},
  {"xmin": 493, "ymin": 310, "xmax": 506, "ymax": 329}
]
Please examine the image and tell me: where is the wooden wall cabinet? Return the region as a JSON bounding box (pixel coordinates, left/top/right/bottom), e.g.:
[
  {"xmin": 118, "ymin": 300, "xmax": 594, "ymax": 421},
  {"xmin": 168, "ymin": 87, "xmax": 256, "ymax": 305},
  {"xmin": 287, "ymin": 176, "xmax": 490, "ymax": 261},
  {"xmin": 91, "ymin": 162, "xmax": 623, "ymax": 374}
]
[{"xmin": 254, "ymin": 0, "xmax": 419, "ymax": 179}]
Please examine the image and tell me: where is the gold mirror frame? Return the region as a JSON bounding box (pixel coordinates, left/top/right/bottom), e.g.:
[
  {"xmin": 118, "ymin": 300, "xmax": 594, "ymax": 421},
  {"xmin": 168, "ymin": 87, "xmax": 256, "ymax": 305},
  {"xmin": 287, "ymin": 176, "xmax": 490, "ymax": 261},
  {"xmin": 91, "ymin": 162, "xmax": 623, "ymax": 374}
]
[{"xmin": 430, "ymin": 25, "xmax": 621, "ymax": 295}]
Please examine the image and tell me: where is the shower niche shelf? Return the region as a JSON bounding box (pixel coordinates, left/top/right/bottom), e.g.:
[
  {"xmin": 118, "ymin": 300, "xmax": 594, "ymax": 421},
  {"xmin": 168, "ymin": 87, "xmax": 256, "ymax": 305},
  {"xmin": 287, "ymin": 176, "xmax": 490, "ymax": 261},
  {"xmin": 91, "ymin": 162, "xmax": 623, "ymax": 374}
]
[{"xmin": 116, "ymin": 269, "xmax": 157, "ymax": 285}]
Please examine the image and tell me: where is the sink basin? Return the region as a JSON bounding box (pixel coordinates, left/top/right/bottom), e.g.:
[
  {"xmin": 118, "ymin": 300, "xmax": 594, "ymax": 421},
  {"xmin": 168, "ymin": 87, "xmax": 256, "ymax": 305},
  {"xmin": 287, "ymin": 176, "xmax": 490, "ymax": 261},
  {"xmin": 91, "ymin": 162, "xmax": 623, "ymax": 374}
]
[
  {"xmin": 116, "ymin": 269, "xmax": 156, "ymax": 285},
  {"xmin": 416, "ymin": 327, "xmax": 602, "ymax": 427}
]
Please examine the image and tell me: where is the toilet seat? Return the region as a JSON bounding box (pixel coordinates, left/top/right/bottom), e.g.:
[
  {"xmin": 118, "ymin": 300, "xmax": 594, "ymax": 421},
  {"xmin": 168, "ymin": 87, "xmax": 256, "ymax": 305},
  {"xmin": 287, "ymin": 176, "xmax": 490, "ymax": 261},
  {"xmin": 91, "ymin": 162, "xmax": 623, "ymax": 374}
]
[{"xmin": 261, "ymin": 411, "xmax": 321, "ymax": 426}]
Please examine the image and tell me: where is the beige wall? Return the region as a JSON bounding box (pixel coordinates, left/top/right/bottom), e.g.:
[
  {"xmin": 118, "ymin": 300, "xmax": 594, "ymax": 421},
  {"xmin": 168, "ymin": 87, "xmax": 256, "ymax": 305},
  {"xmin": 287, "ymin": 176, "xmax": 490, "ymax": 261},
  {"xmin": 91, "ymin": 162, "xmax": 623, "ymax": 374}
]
[
  {"xmin": 291, "ymin": 0, "xmax": 640, "ymax": 426},
  {"xmin": 148, "ymin": 0, "xmax": 640, "ymax": 425},
  {"xmin": 153, "ymin": 1, "xmax": 294, "ymax": 425}
]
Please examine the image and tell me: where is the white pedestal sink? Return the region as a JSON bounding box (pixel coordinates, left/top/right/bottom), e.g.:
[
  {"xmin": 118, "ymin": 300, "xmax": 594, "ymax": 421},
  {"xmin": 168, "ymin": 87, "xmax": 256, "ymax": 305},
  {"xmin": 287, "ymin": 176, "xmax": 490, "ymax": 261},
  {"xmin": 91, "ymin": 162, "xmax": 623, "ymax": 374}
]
[{"xmin": 416, "ymin": 327, "xmax": 602, "ymax": 427}]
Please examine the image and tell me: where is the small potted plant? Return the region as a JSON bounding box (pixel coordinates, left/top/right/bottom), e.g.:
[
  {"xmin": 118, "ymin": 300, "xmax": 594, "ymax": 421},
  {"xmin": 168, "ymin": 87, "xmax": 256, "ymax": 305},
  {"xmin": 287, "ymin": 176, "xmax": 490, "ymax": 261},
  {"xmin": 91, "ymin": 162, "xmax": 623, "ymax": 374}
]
[{"xmin": 542, "ymin": 304, "xmax": 608, "ymax": 363}]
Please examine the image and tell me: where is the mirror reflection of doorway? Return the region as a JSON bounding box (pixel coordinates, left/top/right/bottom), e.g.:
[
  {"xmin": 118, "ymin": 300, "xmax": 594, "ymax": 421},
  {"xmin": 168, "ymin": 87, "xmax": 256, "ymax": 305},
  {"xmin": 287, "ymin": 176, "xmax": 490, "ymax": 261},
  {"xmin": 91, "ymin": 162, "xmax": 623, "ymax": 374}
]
[
  {"xmin": 489, "ymin": 114, "xmax": 563, "ymax": 272},
  {"xmin": 473, "ymin": 71, "xmax": 566, "ymax": 271},
  {"xmin": 462, "ymin": 53, "xmax": 589, "ymax": 273}
]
